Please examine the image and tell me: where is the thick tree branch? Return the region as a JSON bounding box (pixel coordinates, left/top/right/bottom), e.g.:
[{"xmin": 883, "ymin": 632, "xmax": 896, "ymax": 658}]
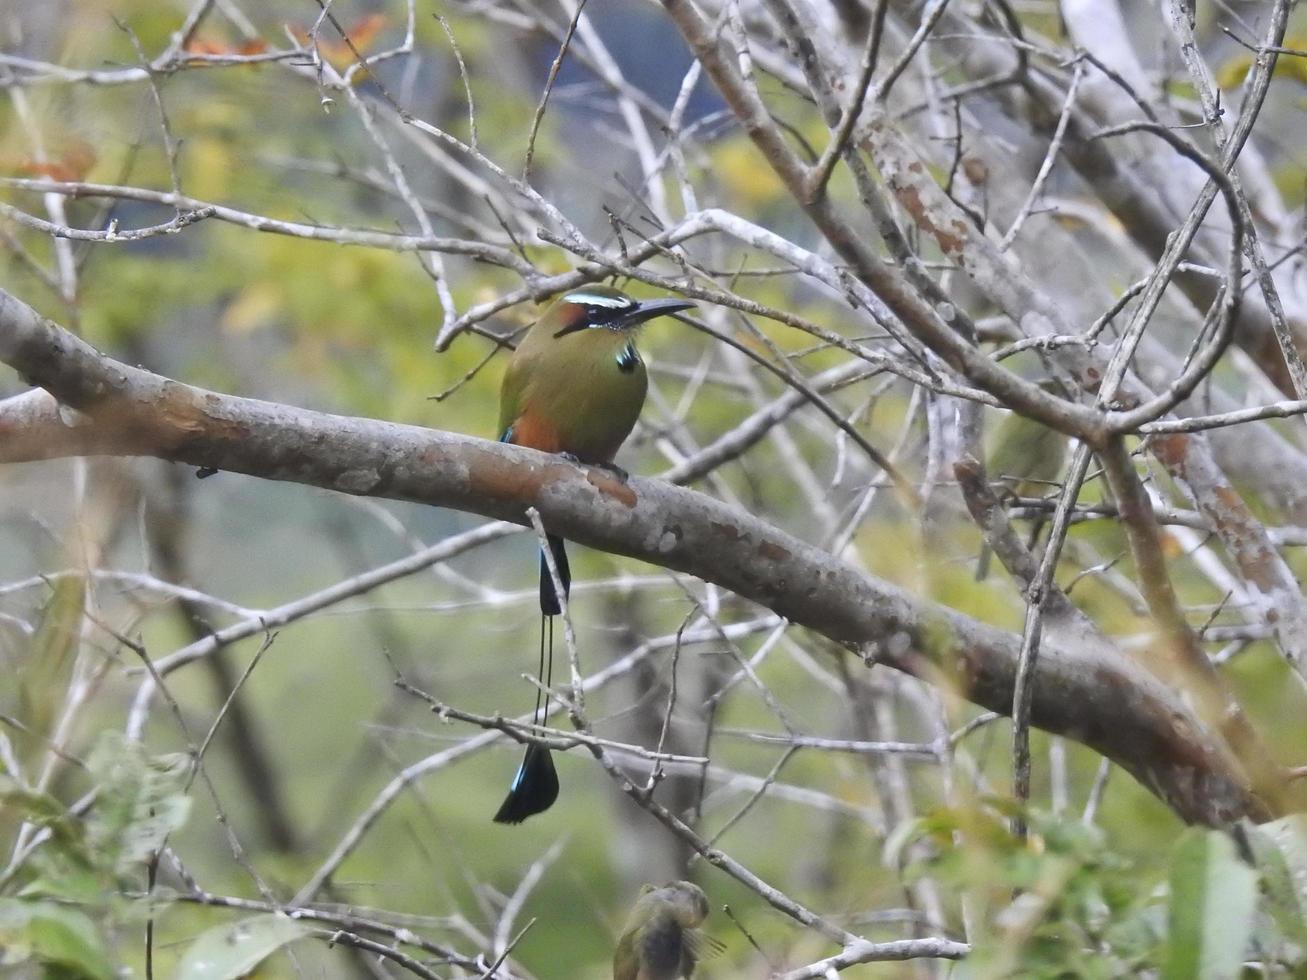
[{"xmin": 0, "ymin": 287, "xmax": 1279, "ymax": 826}]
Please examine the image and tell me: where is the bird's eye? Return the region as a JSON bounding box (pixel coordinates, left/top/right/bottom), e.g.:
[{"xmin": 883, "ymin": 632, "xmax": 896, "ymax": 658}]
[
  {"xmin": 583, "ymin": 304, "xmax": 625, "ymax": 325},
  {"xmin": 552, "ymin": 292, "xmax": 635, "ymax": 337}
]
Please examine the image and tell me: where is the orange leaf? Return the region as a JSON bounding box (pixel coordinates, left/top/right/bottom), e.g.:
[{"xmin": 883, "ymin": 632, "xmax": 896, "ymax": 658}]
[
  {"xmin": 185, "ymin": 35, "xmax": 269, "ymax": 57},
  {"xmin": 13, "ymin": 141, "xmax": 96, "ymax": 182},
  {"xmin": 183, "ymin": 37, "xmax": 230, "ymax": 55},
  {"xmin": 343, "ymin": 13, "xmax": 387, "ymax": 51},
  {"xmin": 290, "ymin": 13, "xmax": 388, "ymax": 71}
]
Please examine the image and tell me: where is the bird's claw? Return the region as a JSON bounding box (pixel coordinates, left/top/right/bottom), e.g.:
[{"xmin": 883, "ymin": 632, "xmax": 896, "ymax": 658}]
[{"xmin": 555, "ymin": 452, "xmax": 628, "ymax": 484}]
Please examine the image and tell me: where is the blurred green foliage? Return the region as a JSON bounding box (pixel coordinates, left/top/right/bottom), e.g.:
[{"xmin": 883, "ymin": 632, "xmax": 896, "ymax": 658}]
[{"xmin": 1, "ymin": 733, "xmax": 191, "ymax": 978}]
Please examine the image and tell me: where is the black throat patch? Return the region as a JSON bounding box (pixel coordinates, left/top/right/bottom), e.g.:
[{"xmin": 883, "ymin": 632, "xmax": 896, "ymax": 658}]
[{"xmin": 615, "ymin": 341, "xmax": 640, "ymax": 374}]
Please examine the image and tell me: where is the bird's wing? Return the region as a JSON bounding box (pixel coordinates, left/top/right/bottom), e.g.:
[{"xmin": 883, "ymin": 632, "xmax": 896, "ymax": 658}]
[
  {"xmin": 683, "ymin": 928, "xmax": 726, "ymax": 973},
  {"xmin": 497, "ymin": 350, "xmax": 528, "ymax": 440},
  {"xmin": 612, "ymin": 932, "xmax": 639, "ymax": 980},
  {"xmin": 685, "ymin": 931, "xmax": 725, "ymax": 959}
]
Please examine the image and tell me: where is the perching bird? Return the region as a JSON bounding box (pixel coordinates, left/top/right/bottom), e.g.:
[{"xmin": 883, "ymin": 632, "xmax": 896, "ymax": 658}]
[
  {"xmin": 492, "ymin": 285, "xmax": 693, "ymax": 825},
  {"xmin": 975, "ymin": 405, "xmax": 1068, "ymax": 580},
  {"xmin": 613, "ymin": 881, "xmax": 724, "ymax": 980}
]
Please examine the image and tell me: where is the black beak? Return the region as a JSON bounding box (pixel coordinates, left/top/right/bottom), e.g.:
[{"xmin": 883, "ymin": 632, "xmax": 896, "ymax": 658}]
[
  {"xmin": 553, "ymin": 297, "xmax": 696, "ymax": 338},
  {"xmin": 617, "ymin": 297, "xmax": 696, "ymax": 328}
]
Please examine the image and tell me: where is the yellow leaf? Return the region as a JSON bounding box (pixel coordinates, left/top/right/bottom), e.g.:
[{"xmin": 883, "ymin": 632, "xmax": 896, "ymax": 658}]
[
  {"xmin": 713, "ymin": 138, "xmax": 787, "ymax": 208},
  {"xmin": 1216, "ymin": 37, "xmax": 1307, "ymax": 88},
  {"xmin": 221, "ymin": 281, "xmax": 284, "ymax": 333},
  {"xmin": 16, "ymin": 576, "xmax": 85, "ymax": 769}
]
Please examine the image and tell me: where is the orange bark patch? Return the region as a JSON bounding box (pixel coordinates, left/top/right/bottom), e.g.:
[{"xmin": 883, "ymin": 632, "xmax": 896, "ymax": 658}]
[
  {"xmin": 710, "ymin": 521, "xmax": 745, "ymax": 542},
  {"xmin": 585, "ymin": 469, "xmax": 637, "ymax": 508},
  {"xmin": 471, "ymin": 448, "xmax": 549, "ymax": 508},
  {"xmin": 892, "ymin": 182, "xmax": 966, "ymax": 257},
  {"xmin": 1148, "ymin": 432, "xmax": 1189, "ymax": 472}
]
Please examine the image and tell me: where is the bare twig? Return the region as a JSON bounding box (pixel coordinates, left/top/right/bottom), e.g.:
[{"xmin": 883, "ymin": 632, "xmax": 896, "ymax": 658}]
[{"xmin": 522, "ymin": 0, "xmax": 588, "ymax": 182}]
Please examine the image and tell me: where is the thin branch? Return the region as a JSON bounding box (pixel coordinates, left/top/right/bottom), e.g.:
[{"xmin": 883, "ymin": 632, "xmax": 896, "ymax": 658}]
[
  {"xmin": 0, "ymin": 177, "xmax": 536, "ymax": 273},
  {"xmin": 0, "ymin": 200, "xmax": 216, "ymax": 242},
  {"xmin": 0, "ymin": 286, "xmax": 1277, "ymax": 827},
  {"xmin": 777, "ymin": 937, "xmax": 971, "ymax": 979},
  {"xmin": 436, "ymin": 14, "xmax": 478, "ymax": 150},
  {"xmin": 522, "ymin": 0, "xmax": 587, "ymax": 182},
  {"xmin": 804, "ymin": 7, "xmax": 883, "ymax": 202},
  {"xmin": 999, "ymin": 58, "xmax": 1084, "ymax": 251}
]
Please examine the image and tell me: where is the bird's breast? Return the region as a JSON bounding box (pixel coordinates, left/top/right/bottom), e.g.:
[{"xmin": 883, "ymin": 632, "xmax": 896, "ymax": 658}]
[{"xmin": 512, "ymin": 337, "xmax": 648, "ymax": 463}]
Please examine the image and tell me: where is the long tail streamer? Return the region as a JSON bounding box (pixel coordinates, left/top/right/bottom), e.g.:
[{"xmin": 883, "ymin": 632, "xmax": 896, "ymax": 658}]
[{"xmin": 493, "ymin": 537, "xmax": 568, "ymax": 824}]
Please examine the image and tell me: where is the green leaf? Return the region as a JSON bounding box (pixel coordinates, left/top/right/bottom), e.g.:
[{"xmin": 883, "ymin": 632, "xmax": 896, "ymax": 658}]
[
  {"xmin": 16, "ymin": 867, "xmax": 105, "ymax": 906},
  {"xmin": 176, "ymin": 914, "xmax": 314, "ymax": 980},
  {"xmin": 0, "ymin": 773, "xmax": 70, "ymax": 824},
  {"xmin": 86, "ymin": 732, "xmax": 192, "ymax": 879},
  {"xmin": 1163, "ymin": 828, "xmax": 1257, "ymax": 980},
  {"xmin": 0, "ymin": 773, "xmax": 91, "ymax": 867},
  {"xmin": 15, "ymin": 575, "xmax": 85, "ymax": 768},
  {"xmin": 1247, "ymin": 815, "xmax": 1307, "ymax": 948},
  {"xmin": 0, "ymin": 898, "xmax": 114, "ymax": 979}
]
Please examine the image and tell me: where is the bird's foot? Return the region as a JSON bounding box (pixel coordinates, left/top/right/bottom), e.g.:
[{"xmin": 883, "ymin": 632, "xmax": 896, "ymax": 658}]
[{"xmin": 555, "ymin": 452, "xmax": 629, "ymax": 484}]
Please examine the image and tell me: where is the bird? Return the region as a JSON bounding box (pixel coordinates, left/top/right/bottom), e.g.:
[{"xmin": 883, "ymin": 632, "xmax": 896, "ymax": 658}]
[
  {"xmin": 492, "ymin": 284, "xmax": 694, "ymax": 825},
  {"xmin": 975, "ymin": 404, "xmax": 1068, "ymax": 580},
  {"xmin": 612, "ymin": 880, "xmax": 724, "ymax": 980}
]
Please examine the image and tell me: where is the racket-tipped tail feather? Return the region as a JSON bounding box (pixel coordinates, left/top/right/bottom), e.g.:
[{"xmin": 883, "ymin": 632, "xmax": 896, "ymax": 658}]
[{"xmin": 493, "ymin": 743, "xmax": 559, "ymax": 824}]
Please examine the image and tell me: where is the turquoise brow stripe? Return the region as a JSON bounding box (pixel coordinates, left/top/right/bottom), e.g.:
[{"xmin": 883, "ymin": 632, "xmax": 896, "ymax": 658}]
[{"xmin": 562, "ymin": 291, "xmax": 632, "ymax": 308}]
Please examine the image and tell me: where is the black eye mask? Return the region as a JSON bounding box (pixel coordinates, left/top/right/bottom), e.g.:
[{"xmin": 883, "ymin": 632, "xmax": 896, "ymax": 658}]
[{"xmin": 552, "ymin": 297, "xmax": 694, "ymax": 338}]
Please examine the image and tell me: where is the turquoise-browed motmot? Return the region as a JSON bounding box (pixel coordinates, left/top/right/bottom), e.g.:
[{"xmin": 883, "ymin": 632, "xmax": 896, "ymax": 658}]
[
  {"xmin": 612, "ymin": 880, "xmax": 723, "ymax": 980},
  {"xmin": 492, "ymin": 284, "xmax": 693, "ymax": 824}
]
